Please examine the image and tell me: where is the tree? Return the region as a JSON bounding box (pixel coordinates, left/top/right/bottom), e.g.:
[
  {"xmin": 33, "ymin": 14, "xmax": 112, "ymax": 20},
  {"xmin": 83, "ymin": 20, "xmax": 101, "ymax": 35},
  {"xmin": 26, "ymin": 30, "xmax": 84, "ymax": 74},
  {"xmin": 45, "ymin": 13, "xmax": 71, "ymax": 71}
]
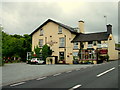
[
  {"xmin": 2, "ymin": 31, "xmax": 32, "ymax": 62},
  {"xmin": 32, "ymin": 45, "xmax": 41, "ymax": 58},
  {"xmin": 42, "ymin": 44, "xmax": 52, "ymax": 62}
]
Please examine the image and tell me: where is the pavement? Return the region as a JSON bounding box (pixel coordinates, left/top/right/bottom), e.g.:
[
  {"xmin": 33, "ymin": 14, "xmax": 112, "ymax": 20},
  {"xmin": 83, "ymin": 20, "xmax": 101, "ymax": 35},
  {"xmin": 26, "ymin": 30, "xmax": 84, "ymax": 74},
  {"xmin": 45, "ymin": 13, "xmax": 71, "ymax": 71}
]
[
  {"xmin": 1, "ymin": 63, "xmax": 93, "ymax": 86},
  {"xmin": 2, "ymin": 60, "xmax": 119, "ymax": 89}
]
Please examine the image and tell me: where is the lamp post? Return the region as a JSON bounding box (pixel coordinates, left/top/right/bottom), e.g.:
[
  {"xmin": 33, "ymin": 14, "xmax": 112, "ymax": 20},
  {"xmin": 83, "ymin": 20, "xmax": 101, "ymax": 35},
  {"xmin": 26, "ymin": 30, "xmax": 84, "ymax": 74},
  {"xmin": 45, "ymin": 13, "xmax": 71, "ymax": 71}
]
[
  {"xmin": 64, "ymin": 35, "xmax": 66, "ymax": 64},
  {"xmin": 104, "ymin": 15, "xmax": 107, "ymax": 25}
]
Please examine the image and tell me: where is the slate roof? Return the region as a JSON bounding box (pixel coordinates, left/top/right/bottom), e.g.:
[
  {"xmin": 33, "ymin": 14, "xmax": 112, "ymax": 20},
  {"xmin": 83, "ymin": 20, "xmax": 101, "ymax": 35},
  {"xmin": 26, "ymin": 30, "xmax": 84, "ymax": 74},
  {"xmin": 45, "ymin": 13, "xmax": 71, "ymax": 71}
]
[
  {"xmin": 71, "ymin": 32, "xmax": 109, "ymax": 42},
  {"xmin": 30, "ymin": 19, "xmax": 78, "ymax": 36}
]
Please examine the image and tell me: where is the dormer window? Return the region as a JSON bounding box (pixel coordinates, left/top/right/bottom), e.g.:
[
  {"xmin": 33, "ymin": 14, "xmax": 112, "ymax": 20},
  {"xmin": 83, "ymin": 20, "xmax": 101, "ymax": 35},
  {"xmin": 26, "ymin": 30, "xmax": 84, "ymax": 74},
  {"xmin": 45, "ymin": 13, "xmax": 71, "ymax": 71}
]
[
  {"xmin": 58, "ymin": 26, "xmax": 62, "ymax": 34},
  {"xmin": 93, "ymin": 41, "xmax": 97, "ymax": 46},
  {"xmin": 40, "ymin": 29, "xmax": 44, "ymax": 36}
]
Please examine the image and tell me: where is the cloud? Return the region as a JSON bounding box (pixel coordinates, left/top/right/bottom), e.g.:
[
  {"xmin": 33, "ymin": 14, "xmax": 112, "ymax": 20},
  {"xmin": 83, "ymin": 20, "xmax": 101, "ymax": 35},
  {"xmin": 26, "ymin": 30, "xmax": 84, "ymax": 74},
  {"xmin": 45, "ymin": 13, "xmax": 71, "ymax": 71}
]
[{"xmin": 2, "ymin": 1, "xmax": 118, "ymax": 43}]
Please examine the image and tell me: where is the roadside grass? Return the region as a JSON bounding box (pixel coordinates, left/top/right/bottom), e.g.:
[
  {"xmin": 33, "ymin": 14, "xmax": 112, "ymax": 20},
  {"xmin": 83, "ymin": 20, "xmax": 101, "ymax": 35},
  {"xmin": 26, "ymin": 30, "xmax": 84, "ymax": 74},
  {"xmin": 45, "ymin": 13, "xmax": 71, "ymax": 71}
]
[{"xmin": 0, "ymin": 60, "xmax": 4, "ymax": 66}]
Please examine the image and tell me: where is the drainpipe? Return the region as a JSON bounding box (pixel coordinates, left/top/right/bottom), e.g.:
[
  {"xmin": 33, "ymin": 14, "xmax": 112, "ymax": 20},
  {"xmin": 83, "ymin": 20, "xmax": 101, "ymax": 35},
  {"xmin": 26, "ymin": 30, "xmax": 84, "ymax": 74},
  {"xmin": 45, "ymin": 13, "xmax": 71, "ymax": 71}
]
[{"xmin": 64, "ymin": 35, "xmax": 66, "ymax": 64}]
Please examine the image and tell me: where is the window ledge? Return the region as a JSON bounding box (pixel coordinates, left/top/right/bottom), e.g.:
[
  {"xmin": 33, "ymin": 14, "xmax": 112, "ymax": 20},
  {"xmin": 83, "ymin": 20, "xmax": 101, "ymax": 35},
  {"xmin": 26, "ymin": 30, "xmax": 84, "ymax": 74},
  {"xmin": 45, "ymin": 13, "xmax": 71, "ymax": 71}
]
[
  {"xmin": 73, "ymin": 48, "xmax": 79, "ymax": 50},
  {"xmin": 58, "ymin": 33, "xmax": 62, "ymax": 34},
  {"xmin": 59, "ymin": 47, "xmax": 65, "ymax": 48},
  {"xmin": 40, "ymin": 34, "xmax": 43, "ymax": 36}
]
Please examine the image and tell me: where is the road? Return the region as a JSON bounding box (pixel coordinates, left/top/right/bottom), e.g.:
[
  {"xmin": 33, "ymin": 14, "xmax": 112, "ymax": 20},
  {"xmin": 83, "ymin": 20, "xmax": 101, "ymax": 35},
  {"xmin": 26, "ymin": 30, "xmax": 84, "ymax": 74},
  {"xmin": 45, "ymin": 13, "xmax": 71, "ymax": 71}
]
[{"xmin": 2, "ymin": 60, "xmax": 119, "ymax": 90}]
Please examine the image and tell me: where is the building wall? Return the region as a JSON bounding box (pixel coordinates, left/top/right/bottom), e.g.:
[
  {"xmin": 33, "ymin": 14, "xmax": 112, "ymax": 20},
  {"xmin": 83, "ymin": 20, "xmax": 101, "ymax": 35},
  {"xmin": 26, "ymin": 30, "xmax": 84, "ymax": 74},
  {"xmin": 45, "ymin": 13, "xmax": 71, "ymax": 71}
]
[
  {"xmin": 107, "ymin": 34, "xmax": 118, "ymax": 60},
  {"xmin": 32, "ymin": 22, "xmax": 76, "ymax": 64},
  {"xmin": 32, "ymin": 21, "xmax": 118, "ymax": 64}
]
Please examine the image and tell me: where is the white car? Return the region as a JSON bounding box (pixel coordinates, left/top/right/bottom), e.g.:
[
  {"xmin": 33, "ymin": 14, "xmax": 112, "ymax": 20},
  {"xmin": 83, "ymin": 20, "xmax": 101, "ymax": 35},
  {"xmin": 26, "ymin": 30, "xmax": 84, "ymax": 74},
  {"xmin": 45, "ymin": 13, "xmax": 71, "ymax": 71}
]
[{"xmin": 31, "ymin": 58, "xmax": 44, "ymax": 64}]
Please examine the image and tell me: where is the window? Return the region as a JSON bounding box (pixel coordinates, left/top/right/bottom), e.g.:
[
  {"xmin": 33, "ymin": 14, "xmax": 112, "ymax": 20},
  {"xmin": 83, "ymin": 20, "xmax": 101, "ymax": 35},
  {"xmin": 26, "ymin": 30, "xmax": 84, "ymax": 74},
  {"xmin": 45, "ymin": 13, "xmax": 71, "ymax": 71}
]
[
  {"xmin": 40, "ymin": 29, "xmax": 44, "ymax": 36},
  {"xmin": 73, "ymin": 52, "xmax": 79, "ymax": 61},
  {"xmin": 93, "ymin": 41, "xmax": 96, "ymax": 46},
  {"xmin": 88, "ymin": 41, "xmax": 92, "ymax": 44},
  {"xmin": 73, "ymin": 42, "xmax": 78, "ymax": 49},
  {"xmin": 97, "ymin": 41, "xmax": 101, "ymax": 48},
  {"xmin": 88, "ymin": 41, "xmax": 93, "ymax": 48},
  {"xmin": 39, "ymin": 39, "xmax": 43, "ymax": 47},
  {"xmin": 58, "ymin": 26, "xmax": 62, "ymax": 34},
  {"xmin": 59, "ymin": 37, "xmax": 65, "ymax": 47},
  {"xmin": 73, "ymin": 52, "xmax": 78, "ymax": 56},
  {"xmin": 98, "ymin": 41, "xmax": 101, "ymax": 44},
  {"xmin": 59, "ymin": 52, "xmax": 64, "ymax": 60}
]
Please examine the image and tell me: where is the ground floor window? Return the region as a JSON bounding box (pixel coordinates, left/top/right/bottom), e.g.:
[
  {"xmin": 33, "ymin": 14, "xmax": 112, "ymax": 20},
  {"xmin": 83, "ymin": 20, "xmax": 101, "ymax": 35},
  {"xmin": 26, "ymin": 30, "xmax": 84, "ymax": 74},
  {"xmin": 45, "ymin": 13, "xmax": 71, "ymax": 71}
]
[
  {"xmin": 59, "ymin": 52, "xmax": 64, "ymax": 60},
  {"xmin": 73, "ymin": 52, "xmax": 78, "ymax": 56},
  {"xmin": 73, "ymin": 52, "xmax": 79, "ymax": 64},
  {"xmin": 79, "ymin": 49, "xmax": 97, "ymax": 60}
]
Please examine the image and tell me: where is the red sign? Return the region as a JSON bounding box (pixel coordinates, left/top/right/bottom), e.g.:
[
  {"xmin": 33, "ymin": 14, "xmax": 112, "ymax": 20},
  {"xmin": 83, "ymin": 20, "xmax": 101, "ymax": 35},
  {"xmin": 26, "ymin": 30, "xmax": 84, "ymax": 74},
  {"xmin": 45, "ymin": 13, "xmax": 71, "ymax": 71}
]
[{"xmin": 99, "ymin": 49, "xmax": 108, "ymax": 54}]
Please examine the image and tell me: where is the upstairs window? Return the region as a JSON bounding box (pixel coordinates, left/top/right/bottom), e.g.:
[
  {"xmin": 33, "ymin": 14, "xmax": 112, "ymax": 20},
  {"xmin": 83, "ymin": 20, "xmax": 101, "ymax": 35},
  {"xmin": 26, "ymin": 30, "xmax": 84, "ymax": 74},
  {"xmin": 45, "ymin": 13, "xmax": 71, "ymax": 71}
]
[
  {"xmin": 88, "ymin": 41, "xmax": 93, "ymax": 48},
  {"xmin": 97, "ymin": 41, "xmax": 101, "ymax": 48},
  {"xmin": 98, "ymin": 41, "xmax": 101, "ymax": 44},
  {"xmin": 88, "ymin": 41, "xmax": 93, "ymax": 44},
  {"xmin": 40, "ymin": 29, "xmax": 44, "ymax": 36},
  {"xmin": 93, "ymin": 41, "xmax": 97, "ymax": 46},
  {"xmin": 59, "ymin": 37, "xmax": 65, "ymax": 47},
  {"xmin": 39, "ymin": 39, "xmax": 43, "ymax": 47},
  {"xmin": 73, "ymin": 42, "xmax": 78, "ymax": 49},
  {"xmin": 58, "ymin": 26, "xmax": 62, "ymax": 34}
]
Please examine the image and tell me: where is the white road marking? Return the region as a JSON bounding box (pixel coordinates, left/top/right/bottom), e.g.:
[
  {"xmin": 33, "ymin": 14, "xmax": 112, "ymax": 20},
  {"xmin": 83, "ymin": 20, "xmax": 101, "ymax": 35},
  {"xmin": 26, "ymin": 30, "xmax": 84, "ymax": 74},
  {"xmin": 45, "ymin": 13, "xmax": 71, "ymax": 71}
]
[
  {"xmin": 10, "ymin": 82, "xmax": 25, "ymax": 87},
  {"xmin": 36, "ymin": 77, "xmax": 47, "ymax": 80},
  {"xmin": 66, "ymin": 71, "xmax": 72, "ymax": 73},
  {"xmin": 53, "ymin": 73, "xmax": 61, "ymax": 76},
  {"xmin": 69, "ymin": 84, "xmax": 82, "ymax": 90},
  {"xmin": 97, "ymin": 67, "xmax": 115, "ymax": 77}
]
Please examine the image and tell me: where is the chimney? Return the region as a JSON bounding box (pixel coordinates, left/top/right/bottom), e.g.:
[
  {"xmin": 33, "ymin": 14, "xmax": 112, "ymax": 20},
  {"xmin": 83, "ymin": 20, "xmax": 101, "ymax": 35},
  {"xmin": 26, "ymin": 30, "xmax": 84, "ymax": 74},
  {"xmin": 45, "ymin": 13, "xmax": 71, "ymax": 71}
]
[
  {"xmin": 78, "ymin": 20, "xmax": 84, "ymax": 33},
  {"xmin": 106, "ymin": 24, "xmax": 112, "ymax": 34}
]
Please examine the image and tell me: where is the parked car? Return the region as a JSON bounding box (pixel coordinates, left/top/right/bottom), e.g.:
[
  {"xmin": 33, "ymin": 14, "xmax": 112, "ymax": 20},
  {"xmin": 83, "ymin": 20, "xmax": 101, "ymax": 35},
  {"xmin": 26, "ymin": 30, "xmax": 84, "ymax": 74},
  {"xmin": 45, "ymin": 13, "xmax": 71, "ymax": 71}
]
[{"xmin": 30, "ymin": 58, "xmax": 44, "ymax": 64}]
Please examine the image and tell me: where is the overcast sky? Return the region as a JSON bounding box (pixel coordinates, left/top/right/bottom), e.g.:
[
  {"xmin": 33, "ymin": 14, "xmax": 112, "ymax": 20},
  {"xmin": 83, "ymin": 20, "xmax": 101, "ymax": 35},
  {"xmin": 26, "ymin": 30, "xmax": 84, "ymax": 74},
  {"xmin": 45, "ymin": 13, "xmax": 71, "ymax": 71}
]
[{"xmin": 1, "ymin": 0, "xmax": 118, "ymax": 43}]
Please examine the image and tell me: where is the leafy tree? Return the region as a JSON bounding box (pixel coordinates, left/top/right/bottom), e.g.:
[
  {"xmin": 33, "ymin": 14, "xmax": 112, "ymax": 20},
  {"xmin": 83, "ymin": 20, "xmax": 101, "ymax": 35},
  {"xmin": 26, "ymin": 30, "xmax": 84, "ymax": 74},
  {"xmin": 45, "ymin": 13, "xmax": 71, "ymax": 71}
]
[
  {"xmin": 2, "ymin": 31, "xmax": 32, "ymax": 62},
  {"xmin": 32, "ymin": 45, "xmax": 41, "ymax": 58},
  {"xmin": 42, "ymin": 44, "xmax": 52, "ymax": 62}
]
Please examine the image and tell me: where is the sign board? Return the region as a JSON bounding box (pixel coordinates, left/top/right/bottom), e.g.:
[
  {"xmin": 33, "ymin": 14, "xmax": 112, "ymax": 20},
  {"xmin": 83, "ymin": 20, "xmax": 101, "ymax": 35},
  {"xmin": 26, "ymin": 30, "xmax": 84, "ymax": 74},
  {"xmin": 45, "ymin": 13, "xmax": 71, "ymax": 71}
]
[{"xmin": 99, "ymin": 49, "xmax": 108, "ymax": 54}]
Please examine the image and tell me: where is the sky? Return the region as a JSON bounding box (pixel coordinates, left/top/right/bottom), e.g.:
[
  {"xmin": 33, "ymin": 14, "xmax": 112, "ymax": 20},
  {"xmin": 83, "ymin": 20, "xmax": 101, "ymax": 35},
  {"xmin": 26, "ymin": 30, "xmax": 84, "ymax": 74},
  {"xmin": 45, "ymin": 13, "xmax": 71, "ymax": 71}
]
[{"xmin": 1, "ymin": 0, "xmax": 119, "ymax": 43}]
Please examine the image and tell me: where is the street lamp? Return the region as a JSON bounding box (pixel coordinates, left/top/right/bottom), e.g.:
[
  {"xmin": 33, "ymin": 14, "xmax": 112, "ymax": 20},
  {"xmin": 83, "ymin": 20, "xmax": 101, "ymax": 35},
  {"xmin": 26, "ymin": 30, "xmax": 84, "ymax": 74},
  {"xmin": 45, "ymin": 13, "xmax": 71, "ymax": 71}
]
[{"xmin": 104, "ymin": 15, "xmax": 107, "ymax": 25}]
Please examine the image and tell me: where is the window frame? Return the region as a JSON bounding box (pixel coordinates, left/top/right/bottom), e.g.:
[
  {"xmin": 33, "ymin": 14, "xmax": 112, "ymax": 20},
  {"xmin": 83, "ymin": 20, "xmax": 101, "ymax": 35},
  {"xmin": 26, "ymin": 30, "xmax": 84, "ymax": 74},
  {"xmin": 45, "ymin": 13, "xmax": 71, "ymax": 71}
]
[
  {"xmin": 59, "ymin": 37, "xmax": 65, "ymax": 48},
  {"xmin": 73, "ymin": 42, "xmax": 79, "ymax": 49},
  {"xmin": 93, "ymin": 41, "xmax": 97, "ymax": 46},
  {"xmin": 59, "ymin": 52, "xmax": 64, "ymax": 60},
  {"xmin": 39, "ymin": 39, "xmax": 43, "ymax": 48},
  {"xmin": 73, "ymin": 52, "xmax": 78, "ymax": 56},
  {"xmin": 58, "ymin": 26, "xmax": 62, "ymax": 34},
  {"xmin": 40, "ymin": 29, "xmax": 44, "ymax": 36}
]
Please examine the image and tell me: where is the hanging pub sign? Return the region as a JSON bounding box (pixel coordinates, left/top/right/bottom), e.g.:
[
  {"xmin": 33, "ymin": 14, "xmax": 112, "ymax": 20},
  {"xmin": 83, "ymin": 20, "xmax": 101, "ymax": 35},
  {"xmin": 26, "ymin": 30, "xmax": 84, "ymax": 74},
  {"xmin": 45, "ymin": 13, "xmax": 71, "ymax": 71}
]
[{"xmin": 99, "ymin": 49, "xmax": 108, "ymax": 54}]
